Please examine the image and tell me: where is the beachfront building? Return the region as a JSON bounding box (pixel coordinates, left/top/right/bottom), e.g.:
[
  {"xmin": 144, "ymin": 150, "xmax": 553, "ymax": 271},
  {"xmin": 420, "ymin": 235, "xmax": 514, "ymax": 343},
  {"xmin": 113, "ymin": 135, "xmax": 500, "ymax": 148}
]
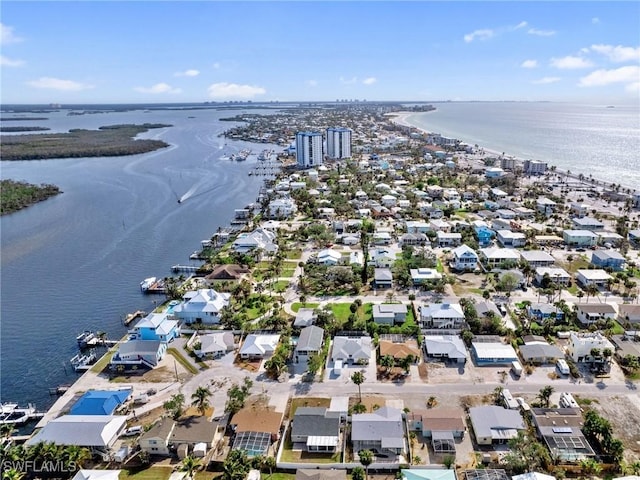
[
  {"xmin": 563, "ymin": 230, "xmax": 599, "ymax": 247},
  {"xmin": 523, "ymin": 160, "xmax": 547, "ymax": 175},
  {"xmin": 326, "ymin": 127, "xmax": 352, "ymax": 159},
  {"xmin": 296, "ymin": 131, "xmax": 323, "ymax": 169}
]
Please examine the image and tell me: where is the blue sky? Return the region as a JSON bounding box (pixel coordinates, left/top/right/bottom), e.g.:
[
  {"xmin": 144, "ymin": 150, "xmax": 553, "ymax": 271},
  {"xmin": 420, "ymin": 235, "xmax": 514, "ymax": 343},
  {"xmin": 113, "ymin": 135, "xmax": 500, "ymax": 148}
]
[{"xmin": 1, "ymin": 1, "xmax": 639, "ymax": 104}]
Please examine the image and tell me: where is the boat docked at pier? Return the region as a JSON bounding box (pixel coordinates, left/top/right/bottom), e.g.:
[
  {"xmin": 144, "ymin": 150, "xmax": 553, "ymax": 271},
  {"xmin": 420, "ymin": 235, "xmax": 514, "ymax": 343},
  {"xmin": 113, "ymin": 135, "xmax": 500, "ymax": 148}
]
[
  {"xmin": 76, "ymin": 330, "xmax": 96, "ymax": 348},
  {"xmin": 0, "ymin": 403, "xmax": 44, "ymax": 425},
  {"xmin": 139, "ymin": 276, "xmax": 165, "ymax": 293},
  {"xmin": 234, "ymin": 149, "xmax": 251, "ymax": 161},
  {"xmin": 257, "ymin": 149, "xmax": 273, "ymax": 161},
  {"xmin": 70, "ymin": 350, "xmax": 97, "ymax": 371}
]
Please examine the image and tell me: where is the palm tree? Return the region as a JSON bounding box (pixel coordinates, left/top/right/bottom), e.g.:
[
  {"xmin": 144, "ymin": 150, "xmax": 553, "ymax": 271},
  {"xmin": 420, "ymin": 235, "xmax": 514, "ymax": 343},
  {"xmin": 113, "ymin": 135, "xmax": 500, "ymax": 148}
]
[
  {"xmin": 191, "ymin": 386, "xmax": 212, "ymax": 416},
  {"xmin": 2, "ymin": 469, "xmax": 25, "ymax": 480},
  {"xmin": 262, "ymin": 456, "xmax": 276, "ymax": 477},
  {"xmin": 380, "ymin": 355, "xmax": 395, "ymax": 374},
  {"xmin": 163, "ymin": 393, "xmax": 185, "ymax": 420},
  {"xmin": 537, "ymin": 385, "xmax": 554, "ymax": 408},
  {"xmin": 351, "ymin": 371, "xmax": 365, "ymax": 402},
  {"xmin": 63, "ymin": 445, "xmax": 92, "ymax": 470},
  {"xmin": 180, "ymin": 455, "xmax": 201, "ymax": 480},
  {"xmin": 358, "ymin": 449, "xmax": 374, "ymax": 480}
]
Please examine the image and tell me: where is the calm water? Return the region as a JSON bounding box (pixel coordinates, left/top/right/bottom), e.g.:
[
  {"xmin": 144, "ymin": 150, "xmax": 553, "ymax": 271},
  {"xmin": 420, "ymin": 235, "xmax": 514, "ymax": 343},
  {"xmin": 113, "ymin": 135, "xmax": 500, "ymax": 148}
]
[
  {"xmin": 403, "ymin": 102, "xmax": 640, "ymax": 189},
  {"xmin": 0, "ymin": 107, "xmax": 273, "ymax": 412}
]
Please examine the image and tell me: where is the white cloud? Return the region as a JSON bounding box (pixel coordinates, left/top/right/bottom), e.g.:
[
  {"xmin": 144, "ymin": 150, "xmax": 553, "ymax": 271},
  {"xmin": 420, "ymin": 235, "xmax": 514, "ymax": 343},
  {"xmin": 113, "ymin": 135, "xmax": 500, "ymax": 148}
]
[
  {"xmin": 174, "ymin": 69, "xmax": 200, "ymax": 77},
  {"xmin": 0, "ymin": 23, "xmax": 23, "ymax": 45},
  {"xmin": 592, "ymin": 17, "xmax": 600, "ymax": 24},
  {"xmin": 550, "ymin": 56, "xmax": 593, "ymax": 69},
  {"xmin": 362, "ymin": 77, "xmax": 377, "ymax": 85},
  {"xmin": 590, "ymin": 44, "xmax": 640, "ymax": 63},
  {"xmin": 1, "ymin": 55, "xmax": 25, "ymax": 67},
  {"xmin": 207, "ymin": 82, "xmax": 265, "ymax": 99},
  {"xmin": 521, "ymin": 59, "xmax": 538, "ymax": 69},
  {"xmin": 212, "ymin": 62, "xmax": 221, "ymax": 69},
  {"xmin": 512, "ymin": 21, "xmax": 528, "ymax": 30},
  {"xmin": 528, "ymin": 28, "xmax": 556, "ymax": 37},
  {"xmin": 28, "ymin": 77, "xmax": 94, "ymax": 91},
  {"xmin": 134, "ymin": 83, "xmax": 182, "ymax": 94},
  {"xmin": 463, "ymin": 29, "xmax": 494, "ymax": 43},
  {"xmin": 625, "ymin": 82, "xmax": 640, "ymax": 93},
  {"xmin": 339, "ymin": 76, "xmax": 358, "ymax": 84},
  {"xmin": 579, "ymin": 65, "xmax": 640, "ymax": 87},
  {"xmin": 306, "ymin": 80, "xmax": 318, "ymax": 87},
  {"xmin": 533, "ymin": 77, "xmax": 561, "ymax": 84}
]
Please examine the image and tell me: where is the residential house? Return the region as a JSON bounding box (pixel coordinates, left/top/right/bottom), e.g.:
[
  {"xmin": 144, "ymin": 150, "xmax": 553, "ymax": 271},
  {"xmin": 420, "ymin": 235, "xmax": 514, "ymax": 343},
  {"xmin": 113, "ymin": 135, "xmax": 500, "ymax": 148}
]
[
  {"xmin": 196, "ymin": 332, "xmax": 235, "ymax": 359},
  {"xmin": 575, "ymin": 303, "xmax": 617, "ymax": 326},
  {"xmin": 419, "ymin": 303, "xmax": 465, "ymax": 330},
  {"xmin": 268, "ymin": 197, "xmax": 297, "ymax": 219},
  {"xmin": 423, "ymin": 335, "xmax": 467, "ymax": 363},
  {"xmin": 406, "ymin": 221, "xmax": 432, "ymax": 234},
  {"xmin": 351, "ymin": 406, "xmax": 406, "ymax": 455},
  {"xmin": 400, "ymin": 233, "xmax": 428, "ymax": 247},
  {"xmin": 232, "ymin": 227, "xmax": 278, "ymax": 255},
  {"xmin": 629, "ymin": 229, "xmax": 640, "ymax": 247},
  {"xmin": 597, "ymin": 231, "xmax": 624, "ymax": 247},
  {"xmin": 531, "ymin": 408, "xmax": 595, "ymax": 462},
  {"xmin": 436, "ymin": 231, "xmax": 462, "ymax": 248},
  {"xmin": 450, "ymin": 245, "xmax": 479, "ymax": 271},
  {"xmin": 294, "ymin": 308, "xmax": 318, "ymax": 328},
  {"xmin": 471, "ymin": 337, "xmax": 518, "ymax": 365},
  {"xmin": 331, "ymin": 336, "xmax": 373, "ymax": 365},
  {"xmin": 496, "ymin": 230, "xmax": 526, "ymax": 248},
  {"xmin": 373, "ymin": 231, "xmax": 393, "ymax": 245},
  {"xmin": 469, "ymin": 406, "xmax": 525, "ymax": 445},
  {"xmin": 567, "ymin": 331, "xmax": 615, "ymax": 362},
  {"xmin": 140, "ymin": 416, "xmax": 221, "ymax": 457},
  {"xmin": 129, "ymin": 313, "xmax": 179, "ymax": 343},
  {"xmin": 110, "ymin": 340, "xmax": 166, "ymax": 370},
  {"xmin": 534, "ymin": 267, "xmax": 571, "ymax": 286},
  {"xmin": 610, "ymin": 331, "xmax": 640, "ymax": 363},
  {"xmin": 71, "ymin": 471, "xmax": 121, "ymax": 480},
  {"xmin": 527, "ymin": 303, "xmax": 565, "ymax": 323},
  {"xmin": 27, "ymin": 415, "xmax": 127, "ymax": 456},
  {"xmin": 519, "ymin": 336, "xmax": 564, "ymax": 364},
  {"xmin": 239, "ymin": 333, "xmax": 280, "ymax": 359},
  {"xmin": 618, "ymin": 304, "xmax": 640, "ymax": 326},
  {"xmin": 519, "ymin": 251, "xmax": 555, "ymax": 268},
  {"xmin": 374, "ymin": 268, "xmax": 393, "ymax": 289},
  {"xmin": 570, "ymin": 203, "xmax": 590, "ymax": 218},
  {"xmin": 295, "ymin": 326, "xmax": 324, "ymax": 361},
  {"xmin": 474, "ymin": 225, "xmax": 495, "ymax": 247},
  {"xmin": 296, "ymin": 471, "xmax": 346, "ymax": 480},
  {"xmin": 576, "ymin": 269, "xmax": 612, "ymax": 288},
  {"xmin": 563, "ymin": 230, "xmax": 599, "ymax": 247},
  {"xmin": 373, "ymin": 303, "xmax": 408, "ymax": 325},
  {"xmin": 204, "ymin": 264, "xmax": 251, "ymax": 284},
  {"xmin": 231, "ymin": 408, "xmax": 284, "ymax": 457},
  {"xmin": 317, "ymin": 249, "xmax": 343, "ymax": 266},
  {"xmin": 368, "ymin": 248, "xmax": 396, "ymax": 268},
  {"xmin": 291, "ymin": 407, "xmax": 340, "ymax": 452},
  {"xmin": 430, "ymin": 219, "xmax": 451, "ymax": 232},
  {"xmin": 591, "ymin": 250, "xmax": 626, "ymax": 271},
  {"xmin": 70, "ymin": 390, "xmax": 132, "ymax": 416},
  {"xmin": 407, "ymin": 407, "xmax": 465, "ymax": 454},
  {"xmin": 496, "ymin": 209, "xmax": 517, "ymax": 220},
  {"xmin": 479, "ymin": 248, "xmax": 521, "ymax": 268},
  {"xmin": 173, "ymin": 289, "xmax": 231, "ymax": 325},
  {"xmin": 410, "ymin": 268, "xmax": 442, "ymax": 286},
  {"xmin": 475, "ymin": 300, "xmax": 503, "ymax": 319},
  {"xmin": 379, "ymin": 336, "xmax": 421, "ymax": 362},
  {"xmin": 572, "ymin": 217, "xmax": 605, "ymax": 231},
  {"xmin": 536, "ymin": 198, "xmax": 556, "ymax": 216},
  {"xmin": 401, "ymin": 469, "xmax": 457, "ymax": 480}
]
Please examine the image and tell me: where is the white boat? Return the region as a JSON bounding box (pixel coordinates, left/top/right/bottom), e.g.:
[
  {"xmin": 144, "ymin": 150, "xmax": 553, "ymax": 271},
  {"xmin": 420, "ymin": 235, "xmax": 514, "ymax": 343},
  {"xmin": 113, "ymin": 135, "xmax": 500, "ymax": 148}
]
[
  {"xmin": 76, "ymin": 330, "xmax": 96, "ymax": 348},
  {"xmin": 140, "ymin": 277, "xmax": 157, "ymax": 291},
  {"xmin": 0, "ymin": 403, "xmax": 44, "ymax": 425}
]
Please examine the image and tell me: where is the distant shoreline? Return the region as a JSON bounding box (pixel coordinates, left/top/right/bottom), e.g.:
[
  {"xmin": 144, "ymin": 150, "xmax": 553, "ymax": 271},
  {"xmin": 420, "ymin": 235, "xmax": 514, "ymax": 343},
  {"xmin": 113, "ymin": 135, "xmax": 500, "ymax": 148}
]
[{"xmin": 389, "ymin": 110, "xmax": 636, "ymax": 193}]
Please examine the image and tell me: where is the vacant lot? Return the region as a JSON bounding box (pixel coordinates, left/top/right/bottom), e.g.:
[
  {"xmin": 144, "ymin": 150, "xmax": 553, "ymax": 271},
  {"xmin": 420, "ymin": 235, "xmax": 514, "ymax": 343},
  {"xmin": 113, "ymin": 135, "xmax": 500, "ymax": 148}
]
[{"xmin": 588, "ymin": 394, "xmax": 640, "ymax": 461}]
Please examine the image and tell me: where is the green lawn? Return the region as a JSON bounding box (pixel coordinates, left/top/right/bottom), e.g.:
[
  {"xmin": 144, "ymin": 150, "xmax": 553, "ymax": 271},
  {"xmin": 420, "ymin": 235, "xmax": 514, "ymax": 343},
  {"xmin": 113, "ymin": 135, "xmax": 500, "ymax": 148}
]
[
  {"xmin": 119, "ymin": 467, "xmax": 173, "ymax": 480},
  {"xmin": 280, "ymin": 268, "xmax": 296, "ymax": 278},
  {"xmin": 167, "ymin": 348, "xmax": 199, "ymax": 374},
  {"xmin": 286, "ymin": 250, "xmax": 303, "ymax": 260},
  {"xmin": 90, "ymin": 349, "xmax": 115, "ymax": 373},
  {"xmin": 330, "ymin": 303, "xmax": 353, "ymax": 322},
  {"xmin": 261, "ymin": 474, "xmax": 295, "ymax": 480},
  {"xmin": 289, "ymin": 397, "xmax": 331, "ymax": 416},
  {"xmin": 290, "ymin": 302, "xmax": 320, "ymax": 312},
  {"xmin": 273, "ymin": 280, "xmax": 290, "ymax": 293},
  {"xmin": 436, "ymin": 259, "xmax": 444, "ymax": 273},
  {"xmin": 611, "ymin": 320, "xmax": 625, "ymax": 335}
]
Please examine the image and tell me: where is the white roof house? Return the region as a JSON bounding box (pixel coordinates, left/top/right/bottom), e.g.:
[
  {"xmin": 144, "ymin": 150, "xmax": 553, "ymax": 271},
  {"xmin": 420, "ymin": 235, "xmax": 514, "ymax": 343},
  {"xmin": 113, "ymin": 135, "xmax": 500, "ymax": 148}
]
[
  {"xmin": 469, "ymin": 406, "xmax": 525, "ymax": 445},
  {"xmin": 410, "ymin": 268, "xmax": 442, "ymax": 285},
  {"xmin": 423, "ymin": 335, "xmax": 467, "ymax": 363},
  {"xmin": 472, "ymin": 339, "xmax": 519, "ymax": 365},
  {"xmin": 331, "ymin": 336, "xmax": 372, "ymax": 364},
  {"xmin": 480, "ymin": 247, "xmax": 521, "ymax": 266},
  {"xmin": 420, "ymin": 303, "xmax": 465, "ymax": 329},
  {"xmin": 268, "ymin": 197, "xmax": 297, "ymax": 219},
  {"xmin": 240, "ymin": 334, "xmax": 280, "ymax": 358},
  {"xmin": 232, "ymin": 227, "xmax": 278, "ymax": 254},
  {"xmin": 197, "ymin": 331, "xmax": 235, "ymax": 358},
  {"xmin": 567, "ymin": 331, "xmax": 615, "ymax": 362},
  {"xmin": 576, "ymin": 269, "xmax": 613, "ymax": 287},
  {"xmin": 450, "ymin": 245, "xmax": 479, "ymax": 271},
  {"xmin": 27, "ymin": 415, "xmax": 127, "ymax": 449},
  {"xmin": 72, "ymin": 471, "xmax": 122, "ymax": 480},
  {"xmin": 318, "ymin": 249, "xmax": 343, "ymax": 266},
  {"xmin": 173, "ymin": 289, "xmax": 231, "ymax": 325},
  {"xmin": 351, "ymin": 406, "xmax": 406, "ymax": 454}
]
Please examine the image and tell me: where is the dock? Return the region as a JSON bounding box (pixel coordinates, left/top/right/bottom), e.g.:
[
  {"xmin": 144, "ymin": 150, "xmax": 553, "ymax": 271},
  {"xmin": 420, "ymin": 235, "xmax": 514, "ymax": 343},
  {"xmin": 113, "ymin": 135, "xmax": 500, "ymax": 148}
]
[
  {"xmin": 171, "ymin": 264, "xmax": 200, "ymax": 273},
  {"xmin": 123, "ymin": 310, "xmax": 146, "ymax": 326}
]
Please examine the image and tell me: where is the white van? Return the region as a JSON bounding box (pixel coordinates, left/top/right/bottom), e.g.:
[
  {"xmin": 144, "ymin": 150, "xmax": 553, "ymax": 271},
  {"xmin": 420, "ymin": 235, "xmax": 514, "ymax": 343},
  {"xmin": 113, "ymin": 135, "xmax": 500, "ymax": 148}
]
[
  {"xmin": 559, "ymin": 392, "xmax": 579, "ymax": 409},
  {"xmin": 121, "ymin": 425, "xmax": 143, "ymax": 437},
  {"xmin": 511, "ymin": 360, "xmax": 523, "ymax": 377},
  {"xmin": 556, "ymin": 359, "xmax": 570, "ymax": 375}
]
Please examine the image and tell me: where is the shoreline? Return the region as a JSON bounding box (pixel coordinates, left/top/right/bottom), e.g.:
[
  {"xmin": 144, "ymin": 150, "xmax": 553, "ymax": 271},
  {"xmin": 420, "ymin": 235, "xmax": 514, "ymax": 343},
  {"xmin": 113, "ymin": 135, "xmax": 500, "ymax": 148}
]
[{"xmin": 388, "ymin": 111, "xmax": 636, "ymax": 193}]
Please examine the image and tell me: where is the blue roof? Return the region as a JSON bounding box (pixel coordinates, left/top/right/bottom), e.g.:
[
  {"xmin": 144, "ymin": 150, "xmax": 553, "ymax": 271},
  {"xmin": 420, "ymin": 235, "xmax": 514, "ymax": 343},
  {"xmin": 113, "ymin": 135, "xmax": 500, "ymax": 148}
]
[{"xmin": 70, "ymin": 389, "xmax": 132, "ymax": 415}]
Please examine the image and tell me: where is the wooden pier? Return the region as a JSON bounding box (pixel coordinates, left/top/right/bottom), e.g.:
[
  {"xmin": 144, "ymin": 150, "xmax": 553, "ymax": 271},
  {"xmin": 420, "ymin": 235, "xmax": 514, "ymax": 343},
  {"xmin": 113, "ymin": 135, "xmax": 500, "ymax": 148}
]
[
  {"xmin": 123, "ymin": 310, "xmax": 146, "ymax": 325},
  {"xmin": 171, "ymin": 264, "xmax": 200, "ymax": 273}
]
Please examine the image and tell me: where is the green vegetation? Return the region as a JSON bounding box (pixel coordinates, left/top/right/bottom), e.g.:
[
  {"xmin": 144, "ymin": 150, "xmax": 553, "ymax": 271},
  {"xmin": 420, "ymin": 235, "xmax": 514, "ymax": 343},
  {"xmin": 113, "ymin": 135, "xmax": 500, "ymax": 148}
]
[
  {"xmin": 119, "ymin": 467, "xmax": 173, "ymax": 480},
  {"xmin": 90, "ymin": 349, "xmax": 115, "ymax": 373},
  {"xmin": 290, "ymin": 302, "xmax": 320, "ymax": 312},
  {"xmin": 1, "ymin": 179, "xmax": 61, "ymax": 215},
  {"xmin": 1, "ymin": 123, "xmax": 171, "ymax": 160}
]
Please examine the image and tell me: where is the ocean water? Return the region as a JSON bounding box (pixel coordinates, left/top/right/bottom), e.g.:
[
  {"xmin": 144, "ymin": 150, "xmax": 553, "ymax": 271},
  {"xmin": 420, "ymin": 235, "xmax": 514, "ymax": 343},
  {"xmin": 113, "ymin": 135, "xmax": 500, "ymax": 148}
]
[
  {"xmin": 402, "ymin": 102, "xmax": 640, "ymax": 189},
  {"xmin": 0, "ymin": 107, "xmax": 274, "ymax": 413}
]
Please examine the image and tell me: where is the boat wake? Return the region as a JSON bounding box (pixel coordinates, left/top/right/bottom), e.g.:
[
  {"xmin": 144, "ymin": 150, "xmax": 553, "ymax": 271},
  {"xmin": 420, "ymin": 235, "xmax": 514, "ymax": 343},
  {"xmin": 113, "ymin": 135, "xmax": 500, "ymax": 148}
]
[{"xmin": 178, "ymin": 184, "xmax": 199, "ymax": 203}]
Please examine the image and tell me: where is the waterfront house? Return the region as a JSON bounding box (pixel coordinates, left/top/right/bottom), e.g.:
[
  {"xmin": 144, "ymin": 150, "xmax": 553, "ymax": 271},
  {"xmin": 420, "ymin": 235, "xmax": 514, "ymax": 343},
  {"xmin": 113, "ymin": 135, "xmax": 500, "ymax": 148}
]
[
  {"xmin": 173, "ymin": 288, "xmax": 231, "ymax": 325},
  {"xmin": 129, "ymin": 312, "xmax": 179, "ymax": 343},
  {"xmin": 70, "ymin": 389, "xmax": 132, "ymax": 416},
  {"xmin": 331, "ymin": 335, "xmax": 373, "ymax": 365},
  {"xmin": 531, "ymin": 408, "xmax": 595, "ymax": 462},
  {"xmin": 268, "ymin": 197, "xmax": 297, "ymax": 219},
  {"xmin": 423, "ymin": 335, "xmax": 467, "ymax": 363},
  {"xmin": 575, "ymin": 303, "xmax": 617, "ymax": 326},
  {"xmin": 519, "ymin": 251, "xmax": 555, "ymax": 268},
  {"xmin": 351, "ymin": 406, "xmax": 406, "ymax": 456},
  {"xmin": 110, "ymin": 340, "xmax": 166, "ymax": 370},
  {"xmin": 239, "ymin": 333, "xmax": 280, "ymax": 359},
  {"xmin": 291, "ymin": 407, "xmax": 340, "ymax": 452},
  {"xmin": 204, "ymin": 264, "xmax": 250, "ymax": 284},
  {"xmin": 295, "ymin": 326, "xmax": 324, "ymax": 361},
  {"xmin": 496, "ymin": 230, "xmax": 526, "ymax": 248},
  {"xmin": 27, "ymin": 415, "xmax": 127, "ymax": 457},
  {"xmin": 576, "ymin": 269, "xmax": 612, "ymax": 288},
  {"xmin": 450, "ymin": 244, "xmax": 479, "ymax": 271},
  {"xmin": 572, "ymin": 217, "xmax": 605, "ymax": 231},
  {"xmin": 196, "ymin": 331, "xmax": 235, "ymax": 359},
  {"xmin": 591, "ymin": 250, "xmax": 626, "ymax": 271},
  {"xmin": 373, "ymin": 303, "xmax": 408, "ymax": 325},
  {"xmin": 563, "ymin": 230, "xmax": 599, "ymax": 247},
  {"xmin": 469, "ymin": 406, "xmax": 525, "ymax": 445},
  {"xmin": 419, "ymin": 303, "xmax": 465, "ymax": 330},
  {"xmin": 567, "ymin": 331, "xmax": 615, "ymax": 362},
  {"xmin": 232, "ymin": 227, "xmax": 278, "ymax": 256}
]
